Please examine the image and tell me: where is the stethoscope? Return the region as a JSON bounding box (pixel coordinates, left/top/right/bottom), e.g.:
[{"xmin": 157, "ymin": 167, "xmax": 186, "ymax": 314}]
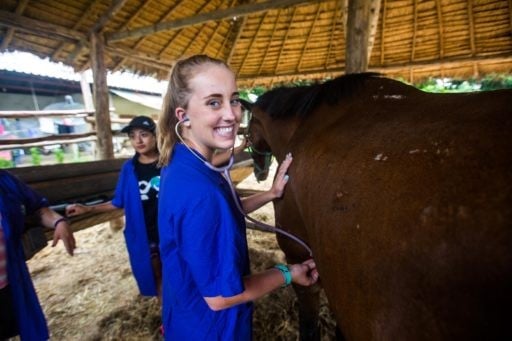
[{"xmin": 175, "ymin": 119, "xmax": 313, "ymax": 257}]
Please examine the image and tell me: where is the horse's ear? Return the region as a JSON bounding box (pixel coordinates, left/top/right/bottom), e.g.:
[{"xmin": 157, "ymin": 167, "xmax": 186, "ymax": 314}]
[{"xmin": 240, "ymin": 99, "xmax": 253, "ymax": 112}]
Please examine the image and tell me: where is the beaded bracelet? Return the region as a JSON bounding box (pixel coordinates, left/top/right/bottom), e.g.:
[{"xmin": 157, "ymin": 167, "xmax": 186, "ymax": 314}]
[
  {"xmin": 53, "ymin": 217, "xmax": 69, "ymax": 229},
  {"xmin": 274, "ymin": 263, "xmax": 292, "ymax": 287}
]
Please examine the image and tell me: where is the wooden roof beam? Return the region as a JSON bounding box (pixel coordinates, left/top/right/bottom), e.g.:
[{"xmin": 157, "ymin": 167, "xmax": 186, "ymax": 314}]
[
  {"xmin": 257, "ymin": 10, "xmax": 282, "ymax": 75},
  {"xmin": 467, "ymin": 0, "xmax": 476, "ymax": 56},
  {"xmin": 65, "ymin": 0, "xmax": 129, "ymax": 65},
  {"xmin": 346, "ymin": 0, "xmax": 373, "ymax": 73},
  {"xmin": 509, "ymin": 0, "xmax": 512, "ymax": 35},
  {"xmin": 324, "ymin": 0, "xmax": 341, "ymax": 68},
  {"xmin": 157, "ymin": 1, "xmax": 215, "ymax": 58},
  {"xmin": 297, "ymin": 4, "xmax": 322, "ymax": 72},
  {"xmin": 205, "ymin": 0, "xmax": 238, "ymax": 59},
  {"xmin": 51, "ymin": 0, "xmax": 100, "ymax": 60},
  {"xmin": 113, "ymin": 0, "xmax": 183, "ymax": 72},
  {"xmin": 0, "ymin": 10, "xmax": 172, "ymax": 72},
  {"xmin": 237, "ymin": 53, "xmax": 512, "ymax": 85},
  {"xmin": 107, "ymin": 0, "xmax": 328, "ymax": 43},
  {"xmin": 274, "ymin": 7, "xmax": 298, "ymax": 75},
  {"xmin": 225, "ymin": 16, "xmax": 247, "ymax": 63},
  {"xmin": 0, "ymin": 0, "xmax": 29, "ymax": 51},
  {"xmin": 0, "ymin": 10, "xmax": 86, "ymax": 43},
  {"xmin": 379, "ymin": 0, "xmax": 387, "ymax": 65},
  {"xmin": 367, "ymin": 0, "xmax": 382, "ymax": 63},
  {"xmin": 238, "ymin": 13, "xmax": 267, "ymax": 74},
  {"xmin": 435, "ymin": 0, "xmax": 444, "ymax": 59},
  {"xmin": 410, "ymin": 0, "xmax": 418, "ymax": 61}
]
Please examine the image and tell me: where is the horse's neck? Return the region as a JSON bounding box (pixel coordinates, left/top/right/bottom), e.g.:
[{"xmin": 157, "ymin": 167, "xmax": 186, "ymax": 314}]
[{"xmin": 269, "ymin": 117, "xmax": 302, "ymax": 160}]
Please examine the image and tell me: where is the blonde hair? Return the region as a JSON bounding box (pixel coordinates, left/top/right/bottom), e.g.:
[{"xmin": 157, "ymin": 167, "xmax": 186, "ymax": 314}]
[{"xmin": 157, "ymin": 55, "xmax": 230, "ymax": 166}]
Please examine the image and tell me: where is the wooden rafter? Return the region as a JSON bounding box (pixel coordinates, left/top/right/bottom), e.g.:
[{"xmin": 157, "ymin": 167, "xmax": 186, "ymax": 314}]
[
  {"xmin": 203, "ymin": 0, "xmax": 238, "ymax": 57},
  {"xmin": 159, "ymin": 1, "xmax": 217, "ymax": 58},
  {"xmin": 238, "ymin": 13, "xmax": 267, "ymax": 74},
  {"xmin": 257, "ymin": 9, "xmax": 282, "ymax": 75},
  {"xmin": 380, "ymin": 0, "xmax": 387, "ymax": 65},
  {"xmin": 324, "ymin": 0, "xmax": 340, "ymax": 68},
  {"xmin": 0, "ymin": 0, "xmax": 28, "ymax": 51},
  {"xmin": 111, "ymin": 0, "xmax": 154, "ymax": 72},
  {"xmin": 113, "ymin": 0, "xmax": 182, "ymax": 72},
  {"xmin": 346, "ymin": 0, "xmax": 372, "ymax": 73},
  {"xmin": 297, "ymin": 4, "xmax": 322, "ymax": 71},
  {"xmin": 367, "ymin": 0, "xmax": 382, "ymax": 63},
  {"xmin": 107, "ymin": 0, "xmax": 327, "ymax": 43},
  {"xmin": 226, "ymin": 17, "xmax": 247, "ymax": 64},
  {"xmin": 509, "ymin": 0, "xmax": 512, "ymax": 34},
  {"xmin": 410, "ymin": 0, "xmax": 418, "ymax": 61},
  {"xmin": 467, "ymin": 0, "xmax": 476, "ymax": 55},
  {"xmin": 0, "ymin": 10, "xmax": 85, "ymax": 42},
  {"xmin": 435, "ymin": 0, "xmax": 444, "ymax": 59},
  {"xmin": 274, "ymin": 7, "xmax": 298, "ymax": 75},
  {"xmin": 65, "ymin": 0, "xmax": 129, "ymax": 65},
  {"xmin": 51, "ymin": 1, "xmax": 98, "ymax": 60}
]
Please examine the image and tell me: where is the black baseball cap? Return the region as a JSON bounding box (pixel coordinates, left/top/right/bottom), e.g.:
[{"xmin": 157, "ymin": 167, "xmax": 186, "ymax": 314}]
[{"xmin": 121, "ymin": 116, "xmax": 156, "ymax": 133}]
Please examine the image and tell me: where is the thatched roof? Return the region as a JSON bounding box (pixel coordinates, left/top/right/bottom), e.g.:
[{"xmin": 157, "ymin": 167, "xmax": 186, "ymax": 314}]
[{"xmin": 1, "ymin": 0, "xmax": 511, "ymax": 88}]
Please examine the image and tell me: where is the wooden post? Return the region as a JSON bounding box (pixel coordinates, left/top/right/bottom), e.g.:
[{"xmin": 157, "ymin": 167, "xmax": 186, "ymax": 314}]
[
  {"xmin": 346, "ymin": 0, "xmax": 373, "ymax": 74},
  {"xmin": 80, "ymin": 72, "xmax": 94, "ymax": 112},
  {"xmin": 90, "ymin": 32, "xmax": 114, "ymax": 160}
]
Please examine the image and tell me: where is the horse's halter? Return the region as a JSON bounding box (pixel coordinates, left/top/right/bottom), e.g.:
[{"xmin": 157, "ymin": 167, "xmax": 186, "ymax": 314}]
[{"xmin": 243, "ymin": 111, "xmax": 273, "ymax": 180}]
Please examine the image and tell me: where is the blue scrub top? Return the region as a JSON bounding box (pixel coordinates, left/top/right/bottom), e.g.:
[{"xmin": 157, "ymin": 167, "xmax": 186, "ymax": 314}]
[
  {"xmin": 158, "ymin": 144, "xmax": 253, "ymax": 340},
  {"xmin": 0, "ymin": 170, "xmax": 49, "ymax": 340},
  {"xmin": 111, "ymin": 158, "xmax": 158, "ymax": 296}
]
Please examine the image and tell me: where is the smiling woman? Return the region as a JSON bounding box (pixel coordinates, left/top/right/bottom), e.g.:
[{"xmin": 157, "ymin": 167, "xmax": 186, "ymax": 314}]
[{"xmin": 156, "ymin": 54, "xmax": 318, "ymax": 340}]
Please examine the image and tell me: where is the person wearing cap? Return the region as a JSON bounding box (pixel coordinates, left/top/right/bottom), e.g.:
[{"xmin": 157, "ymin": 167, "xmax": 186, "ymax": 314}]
[
  {"xmin": 66, "ymin": 115, "xmax": 163, "ymax": 297},
  {"xmin": 66, "ymin": 116, "xmax": 248, "ymax": 300}
]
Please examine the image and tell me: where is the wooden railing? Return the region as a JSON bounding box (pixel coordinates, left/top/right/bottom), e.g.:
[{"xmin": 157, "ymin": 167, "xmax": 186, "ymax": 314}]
[
  {"xmin": 10, "ymin": 158, "xmax": 128, "ymax": 239},
  {"xmin": 0, "ymin": 109, "xmax": 131, "ymax": 151}
]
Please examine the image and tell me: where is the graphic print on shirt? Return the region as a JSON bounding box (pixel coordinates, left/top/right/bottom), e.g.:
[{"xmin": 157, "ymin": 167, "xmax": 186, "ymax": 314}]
[{"xmin": 139, "ymin": 176, "xmax": 160, "ymax": 201}]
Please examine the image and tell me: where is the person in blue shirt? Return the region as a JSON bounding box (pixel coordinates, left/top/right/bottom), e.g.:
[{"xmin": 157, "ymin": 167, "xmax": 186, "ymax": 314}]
[
  {"xmin": 0, "ymin": 169, "xmax": 76, "ymax": 340},
  {"xmin": 66, "ymin": 116, "xmax": 248, "ymax": 299},
  {"xmin": 157, "ymin": 54, "xmax": 319, "ymax": 340},
  {"xmin": 66, "ymin": 116, "xmax": 163, "ymax": 297}
]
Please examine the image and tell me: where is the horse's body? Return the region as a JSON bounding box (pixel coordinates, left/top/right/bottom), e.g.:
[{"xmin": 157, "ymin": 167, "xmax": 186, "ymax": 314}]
[{"xmin": 248, "ymin": 74, "xmax": 512, "ymax": 340}]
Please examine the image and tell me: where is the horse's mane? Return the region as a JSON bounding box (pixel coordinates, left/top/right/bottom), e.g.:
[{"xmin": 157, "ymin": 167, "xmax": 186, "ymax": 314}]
[{"xmin": 253, "ymin": 72, "xmax": 381, "ymax": 118}]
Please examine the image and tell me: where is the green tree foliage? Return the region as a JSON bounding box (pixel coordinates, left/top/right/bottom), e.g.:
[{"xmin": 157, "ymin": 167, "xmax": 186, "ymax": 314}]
[
  {"xmin": 30, "ymin": 147, "xmax": 41, "ymax": 166},
  {"xmin": 0, "ymin": 158, "xmax": 13, "ymax": 169},
  {"xmin": 416, "ymin": 74, "xmax": 512, "ymax": 93}
]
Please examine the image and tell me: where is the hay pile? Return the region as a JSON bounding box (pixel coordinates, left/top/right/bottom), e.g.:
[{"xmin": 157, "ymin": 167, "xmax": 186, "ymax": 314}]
[{"xmin": 28, "ymin": 163, "xmax": 336, "ymax": 340}]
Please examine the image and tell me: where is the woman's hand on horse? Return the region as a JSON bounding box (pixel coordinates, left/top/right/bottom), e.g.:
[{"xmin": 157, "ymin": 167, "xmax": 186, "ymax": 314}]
[
  {"xmin": 290, "ymin": 258, "xmax": 319, "ymax": 286},
  {"xmin": 271, "ymin": 153, "xmax": 293, "ymax": 198}
]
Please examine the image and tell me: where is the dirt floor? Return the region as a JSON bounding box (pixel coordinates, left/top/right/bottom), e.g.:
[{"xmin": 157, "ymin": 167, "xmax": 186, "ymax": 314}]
[{"xmin": 28, "ymin": 161, "xmax": 336, "ymax": 340}]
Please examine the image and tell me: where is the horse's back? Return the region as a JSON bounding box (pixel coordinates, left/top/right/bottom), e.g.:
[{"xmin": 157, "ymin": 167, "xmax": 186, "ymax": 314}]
[{"xmin": 287, "ymin": 81, "xmax": 512, "ymax": 339}]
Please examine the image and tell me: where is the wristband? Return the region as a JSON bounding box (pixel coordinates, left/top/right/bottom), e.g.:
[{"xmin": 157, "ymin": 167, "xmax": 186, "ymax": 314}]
[
  {"xmin": 274, "ymin": 263, "xmax": 292, "ymax": 287},
  {"xmin": 53, "ymin": 217, "xmax": 68, "ymax": 229}
]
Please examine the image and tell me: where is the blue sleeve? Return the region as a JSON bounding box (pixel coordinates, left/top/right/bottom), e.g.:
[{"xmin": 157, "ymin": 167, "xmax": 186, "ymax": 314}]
[
  {"xmin": 111, "ymin": 163, "xmax": 128, "ymax": 208},
  {"xmin": 9, "ymin": 173, "xmax": 49, "ymax": 214},
  {"xmin": 178, "ymin": 192, "xmax": 245, "ymax": 298}
]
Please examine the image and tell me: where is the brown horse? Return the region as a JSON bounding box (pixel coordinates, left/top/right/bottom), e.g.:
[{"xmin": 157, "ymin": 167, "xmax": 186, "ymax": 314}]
[{"xmin": 245, "ymin": 74, "xmax": 512, "ymax": 340}]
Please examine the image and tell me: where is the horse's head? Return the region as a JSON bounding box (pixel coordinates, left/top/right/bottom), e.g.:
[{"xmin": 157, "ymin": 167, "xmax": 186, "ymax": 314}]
[{"xmin": 241, "ymin": 99, "xmax": 273, "ymax": 181}]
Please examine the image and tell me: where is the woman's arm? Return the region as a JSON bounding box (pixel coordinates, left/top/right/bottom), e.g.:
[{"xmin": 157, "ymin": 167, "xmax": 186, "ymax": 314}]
[
  {"xmin": 241, "ymin": 153, "xmax": 293, "ymax": 213},
  {"xmin": 65, "ymin": 201, "xmax": 118, "ymax": 217},
  {"xmin": 204, "ymin": 259, "xmax": 318, "ymax": 311},
  {"xmin": 37, "ymin": 206, "xmax": 76, "ymax": 255}
]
